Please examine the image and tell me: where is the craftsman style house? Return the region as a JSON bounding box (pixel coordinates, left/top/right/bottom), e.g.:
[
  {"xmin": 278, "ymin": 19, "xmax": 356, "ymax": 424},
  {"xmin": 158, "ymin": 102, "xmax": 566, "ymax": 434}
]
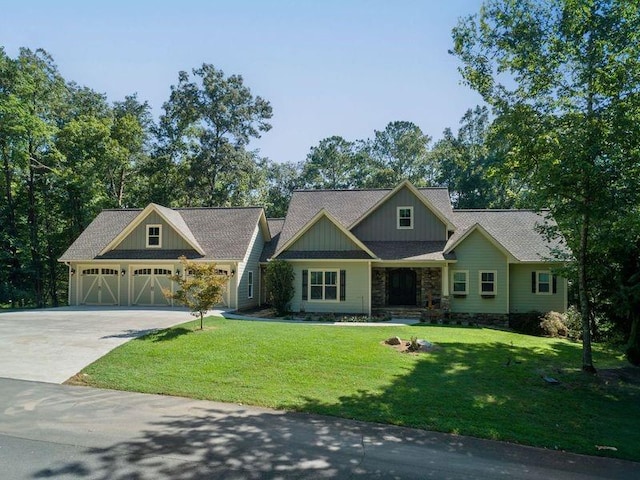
[{"xmin": 60, "ymin": 180, "xmax": 568, "ymax": 321}]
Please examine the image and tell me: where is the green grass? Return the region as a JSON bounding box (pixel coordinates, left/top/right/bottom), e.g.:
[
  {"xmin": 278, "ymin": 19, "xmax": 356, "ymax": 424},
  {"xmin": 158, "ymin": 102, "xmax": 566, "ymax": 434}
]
[{"xmin": 76, "ymin": 316, "xmax": 640, "ymax": 461}]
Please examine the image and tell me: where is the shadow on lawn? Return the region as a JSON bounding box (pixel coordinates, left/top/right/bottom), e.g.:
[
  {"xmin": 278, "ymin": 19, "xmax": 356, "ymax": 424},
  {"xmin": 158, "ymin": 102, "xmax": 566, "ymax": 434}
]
[{"xmin": 298, "ymin": 332, "xmax": 640, "ymax": 461}]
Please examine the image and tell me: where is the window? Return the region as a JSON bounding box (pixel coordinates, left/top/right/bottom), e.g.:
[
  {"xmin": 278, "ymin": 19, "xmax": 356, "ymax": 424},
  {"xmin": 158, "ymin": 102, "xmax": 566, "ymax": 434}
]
[
  {"xmin": 146, "ymin": 224, "xmax": 162, "ymax": 248},
  {"xmin": 154, "ymin": 268, "xmax": 172, "ymax": 276},
  {"xmin": 82, "ymin": 268, "xmax": 99, "ymax": 275},
  {"xmin": 134, "ymin": 268, "xmax": 152, "ymax": 276},
  {"xmin": 309, "ymin": 270, "xmax": 338, "ymax": 301},
  {"xmin": 101, "ymin": 269, "xmax": 118, "ymax": 276},
  {"xmin": 452, "ymin": 270, "xmax": 468, "ymax": 295},
  {"xmin": 248, "ymin": 271, "xmax": 254, "ymax": 299},
  {"xmin": 479, "ymin": 271, "xmax": 497, "ymax": 295},
  {"xmin": 397, "ymin": 206, "xmax": 413, "ymax": 229},
  {"xmin": 536, "ymin": 271, "xmax": 551, "ymax": 294}
]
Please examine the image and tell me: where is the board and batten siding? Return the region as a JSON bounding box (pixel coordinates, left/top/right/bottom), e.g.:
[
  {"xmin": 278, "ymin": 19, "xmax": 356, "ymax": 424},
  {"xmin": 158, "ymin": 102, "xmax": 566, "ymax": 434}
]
[
  {"xmin": 352, "ymin": 186, "xmax": 447, "ymax": 242},
  {"xmin": 509, "ymin": 263, "xmax": 567, "ymax": 313},
  {"xmin": 114, "ymin": 212, "xmax": 193, "ymax": 250},
  {"xmin": 449, "ymin": 230, "xmax": 508, "ymax": 314},
  {"xmin": 289, "ymin": 216, "xmax": 361, "ymax": 251},
  {"xmin": 290, "ymin": 261, "xmax": 370, "ymax": 314},
  {"xmin": 236, "ymin": 223, "xmax": 265, "ymax": 310}
]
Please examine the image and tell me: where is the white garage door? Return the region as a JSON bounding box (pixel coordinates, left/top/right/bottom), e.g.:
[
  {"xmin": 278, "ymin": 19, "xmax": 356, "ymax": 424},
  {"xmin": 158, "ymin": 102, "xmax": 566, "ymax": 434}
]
[
  {"xmin": 131, "ymin": 267, "xmax": 174, "ymax": 306},
  {"xmin": 80, "ymin": 267, "xmax": 120, "ymax": 305}
]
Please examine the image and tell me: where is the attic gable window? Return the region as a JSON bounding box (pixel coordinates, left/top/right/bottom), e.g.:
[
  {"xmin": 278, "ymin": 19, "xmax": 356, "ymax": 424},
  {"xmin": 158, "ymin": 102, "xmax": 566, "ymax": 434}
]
[
  {"xmin": 146, "ymin": 224, "xmax": 162, "ymax": 248},
  {"xmin": 397, "ymin": 206, "xmax": 413, "ymax": 229}
]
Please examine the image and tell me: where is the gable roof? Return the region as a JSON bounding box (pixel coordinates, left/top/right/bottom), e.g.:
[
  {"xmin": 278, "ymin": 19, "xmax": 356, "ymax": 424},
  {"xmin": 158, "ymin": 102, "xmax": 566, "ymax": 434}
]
[
  {"xmin": 272, "ymin": 185, "xmax": 453, "ymax": 255},
  {"xmin": 59, "ymin": 206, "xmax": 268, "ymax": 262},
  {"xmin": 446, "ymin": 210, "xmax": 567, "ymax": 262},
  {"xmin": 273, "ymin": 209, "xmax": 376, "ymax": 259},
  {"xmin": 348, "ymin": 180, "xmax": 455, "ymax": 231},
  {"xmin": 99, "ymin": 203, "xmax": 205, "ymax": 255}
]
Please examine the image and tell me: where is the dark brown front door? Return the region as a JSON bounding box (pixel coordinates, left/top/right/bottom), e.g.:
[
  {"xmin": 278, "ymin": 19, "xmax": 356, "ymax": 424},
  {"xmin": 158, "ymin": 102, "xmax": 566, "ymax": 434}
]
[{"xmin": 389, "ymin": 269, "xmax": 416, "ymax": 306}]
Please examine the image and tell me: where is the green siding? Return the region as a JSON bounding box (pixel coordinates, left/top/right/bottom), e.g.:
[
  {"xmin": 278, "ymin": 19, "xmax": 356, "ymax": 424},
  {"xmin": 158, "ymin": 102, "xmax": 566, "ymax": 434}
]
[
  {"xmin": 290, "ymin": 261, "xmax": 370, "ymax": 314},
  {"xmin": 352, "ymin": 186, "xmax": 447, "ymax": 241},
  {"xmin": 449, "ymin": 230, "xmax": 508, "ymax": 314},
  {"xmin": 509, "ymin": 263, "xmax": 567, "ymax": 313},
  {"xmin": 237, "ymin": 224, "xmax": 265, "ymax": 310},
  {"xmin": 115, "ymin": 211, "xmax": 193, "ymax": 250},
  {"xmin": 289, "ymin": 216, "xmax": 360, "ymax": 251}
]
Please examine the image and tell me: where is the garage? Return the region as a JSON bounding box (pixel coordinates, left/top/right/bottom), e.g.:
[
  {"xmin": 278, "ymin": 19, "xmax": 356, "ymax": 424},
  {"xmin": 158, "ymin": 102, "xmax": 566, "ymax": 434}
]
[
  {"xmin": 79, "ymin": 266, "xmax": 120, "ymax": 305},
  {"xmin": 130, "ymin": 267, "xmax": 174, "ymax": 306}
]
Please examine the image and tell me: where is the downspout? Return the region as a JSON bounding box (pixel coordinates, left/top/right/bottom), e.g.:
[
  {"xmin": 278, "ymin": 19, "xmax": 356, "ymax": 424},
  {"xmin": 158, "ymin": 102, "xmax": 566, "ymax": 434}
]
[{"xmin": 367, "ymin": 261, "xmax": 372, "ymax": 316}]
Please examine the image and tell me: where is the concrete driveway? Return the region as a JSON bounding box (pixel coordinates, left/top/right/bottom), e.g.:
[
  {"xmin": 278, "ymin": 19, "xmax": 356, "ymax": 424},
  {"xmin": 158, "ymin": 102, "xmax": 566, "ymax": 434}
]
[{"xmin": 0, "ymin": 307, "xmax": 192, "ymax": 384}]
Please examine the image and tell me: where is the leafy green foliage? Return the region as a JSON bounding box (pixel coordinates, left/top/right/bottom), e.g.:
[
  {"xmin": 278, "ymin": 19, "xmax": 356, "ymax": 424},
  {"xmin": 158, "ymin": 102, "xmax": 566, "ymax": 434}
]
[
  {"xmin": 163, "ymin": 257, "xmax": 228, "ymax": 329},
  {"xmin": 264, "ymin": 260, "xmax": 295, "ymax": 316},
  {"xmin": 452, "ymin": 0, "xmax": 640, "ymax": 371}
]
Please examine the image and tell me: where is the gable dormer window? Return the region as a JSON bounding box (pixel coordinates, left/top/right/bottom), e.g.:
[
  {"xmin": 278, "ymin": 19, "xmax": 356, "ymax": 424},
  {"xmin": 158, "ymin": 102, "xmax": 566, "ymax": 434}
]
[
  {"xmin": 397, "ymin": 206, "xmax": 413, "ymax": 229},
  {"xmin": 146, "ymin": 224, "xmax": 162, "ymax": 248}
]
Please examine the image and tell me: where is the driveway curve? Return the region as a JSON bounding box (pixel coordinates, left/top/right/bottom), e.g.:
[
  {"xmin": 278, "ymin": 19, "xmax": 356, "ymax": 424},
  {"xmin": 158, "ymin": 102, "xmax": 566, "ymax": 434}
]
[{"xmin": 0, "ymin": 307, "xmax": 192, "ymax": 383}]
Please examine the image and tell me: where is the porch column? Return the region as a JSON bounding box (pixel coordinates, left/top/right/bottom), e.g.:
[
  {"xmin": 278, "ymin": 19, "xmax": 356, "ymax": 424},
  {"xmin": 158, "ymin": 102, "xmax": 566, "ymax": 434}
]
[
  {"xmin": 367, "ymin": 261, "xmax": 372, "ymax": 316},
  {"xmin": 442, "ymin": 263, "xmax": 449, "ymax": 296}
]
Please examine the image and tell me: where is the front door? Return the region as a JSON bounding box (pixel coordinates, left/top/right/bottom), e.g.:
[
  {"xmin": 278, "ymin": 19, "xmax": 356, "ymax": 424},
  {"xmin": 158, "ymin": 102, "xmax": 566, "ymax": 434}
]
[{"xmin": 389, "ymin": 269, "xmax": 417, "ymax": 306}]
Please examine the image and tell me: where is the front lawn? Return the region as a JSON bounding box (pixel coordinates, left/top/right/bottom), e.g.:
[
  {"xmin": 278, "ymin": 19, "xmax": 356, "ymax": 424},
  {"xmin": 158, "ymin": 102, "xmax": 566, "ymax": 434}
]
[{"xmin": 74, "ymin": 316, "xmax": 639, "ymax": 461}]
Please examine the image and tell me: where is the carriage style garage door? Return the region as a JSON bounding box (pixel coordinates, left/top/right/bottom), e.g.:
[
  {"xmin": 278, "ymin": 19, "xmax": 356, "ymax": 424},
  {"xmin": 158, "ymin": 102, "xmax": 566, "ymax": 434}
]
[
  {"xmin": 79, "ymin": 266, "xmax": 120, "ymax": 305},
  {"xmin": 131, "ymin": 267, "xmax": 173, "ymax": 306}
]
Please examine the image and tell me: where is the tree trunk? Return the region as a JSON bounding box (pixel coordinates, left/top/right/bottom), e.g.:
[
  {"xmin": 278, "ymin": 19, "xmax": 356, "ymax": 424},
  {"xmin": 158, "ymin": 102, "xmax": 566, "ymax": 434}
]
[
  {"xmin": 578, "ymin": 212, "xmax": 596, "ymax": 373},
  {"xmin": 27, "ymin": 150, "xmax": 44, "ymax": 308},
  {"xmin": 1, "ymin": 140, "xmax": 21, "ymax": 307}
]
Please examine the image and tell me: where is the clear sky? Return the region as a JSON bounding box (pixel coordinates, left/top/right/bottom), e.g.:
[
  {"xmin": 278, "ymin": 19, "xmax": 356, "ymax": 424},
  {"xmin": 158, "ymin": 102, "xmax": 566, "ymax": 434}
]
[{"xmin": 1, "ymin": 0, "xmax": 485, "ymax": 164}]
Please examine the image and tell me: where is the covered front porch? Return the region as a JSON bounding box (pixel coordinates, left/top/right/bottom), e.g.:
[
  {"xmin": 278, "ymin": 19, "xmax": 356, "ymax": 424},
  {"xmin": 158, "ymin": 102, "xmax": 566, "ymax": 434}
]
[{"xmin": 371, "ymin": 264, "xmax": 451, "ymax": 319}]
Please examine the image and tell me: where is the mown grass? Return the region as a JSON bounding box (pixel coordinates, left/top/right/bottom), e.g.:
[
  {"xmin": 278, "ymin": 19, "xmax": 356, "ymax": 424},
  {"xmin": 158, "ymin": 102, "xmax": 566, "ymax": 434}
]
[{"xmin": 76, "ymin": 316, "xmax": 640, "ymax": 461}]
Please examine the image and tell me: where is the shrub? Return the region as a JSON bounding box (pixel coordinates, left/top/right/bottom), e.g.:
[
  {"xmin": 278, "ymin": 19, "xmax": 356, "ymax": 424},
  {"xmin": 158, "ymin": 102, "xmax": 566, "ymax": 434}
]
[
  {"xmin": 564, "ymin": 306, "xmax": 583, "ymax": 341},
  {"xmin": 539, "ymin": 311, "xmax": 569, "ymax": 338},
  {"xmin": 265, "ymin": 260, "xmax": 295, "ymax": 316},
  {"xmin": 509, "ymin": 312, "xmax": 544, "ymax": 335}
]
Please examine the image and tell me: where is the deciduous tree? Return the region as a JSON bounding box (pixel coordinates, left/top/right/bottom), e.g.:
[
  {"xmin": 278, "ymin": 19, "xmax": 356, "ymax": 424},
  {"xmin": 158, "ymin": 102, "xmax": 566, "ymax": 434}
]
[{"xmin": 452, "ymin": 0, "xmax": 640, "ymax": 371}]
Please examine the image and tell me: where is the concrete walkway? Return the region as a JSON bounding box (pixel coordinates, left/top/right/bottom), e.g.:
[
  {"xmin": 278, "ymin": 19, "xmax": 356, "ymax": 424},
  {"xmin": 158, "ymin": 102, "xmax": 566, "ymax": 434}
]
[
  {"xmin": 0, "ymin": 307, "xmax": 192, "ymax": 383},
  {"xmin": 0, "ymin": 378, "xmax": 636, "ymax": 480}
]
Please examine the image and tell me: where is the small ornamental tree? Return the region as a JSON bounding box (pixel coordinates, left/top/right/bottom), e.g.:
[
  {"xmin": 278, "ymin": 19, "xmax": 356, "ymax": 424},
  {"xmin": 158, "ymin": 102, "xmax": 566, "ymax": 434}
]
[
  {"xmin": 264, "ymin": 260, "xmax": 294, "ymax": 316},
  {"xmin": 163, "ymin": 256, "xmax": 228, "ymax": 329}
]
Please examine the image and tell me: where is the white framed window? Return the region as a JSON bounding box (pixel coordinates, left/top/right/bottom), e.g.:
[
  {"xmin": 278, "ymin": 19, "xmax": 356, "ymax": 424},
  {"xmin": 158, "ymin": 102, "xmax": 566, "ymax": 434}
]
[
  {"xmin": 397, "ymin": 206, "xmax": 414, "ymax": 229},
  {"xmin": 146, "ymin": 224, "xmax": 162, "ymax": 248},
  {"xmin": 479, "ymin": 271, "xmax": 497, "ymax": 295},
  {"xmin": 452, "ymin": 270, "xmax": 469, "ymax": 295},
  {"xmin": 248, "ymin": 271, "xmax": 254, "ymax": 299},
  {"xmin": 536, "ymin": 271, "xmax": 551, "ymax": 294},
  {"xmin": 309, "ymin": 270, "xmax": 339, "ymax": 301}
]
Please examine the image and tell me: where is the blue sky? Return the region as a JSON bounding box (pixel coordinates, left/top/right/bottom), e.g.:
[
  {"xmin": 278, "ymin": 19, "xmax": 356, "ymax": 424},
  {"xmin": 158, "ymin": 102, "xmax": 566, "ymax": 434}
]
[{"xmin": 1, "ymin": 0, "xmax": 485, "ymax": 164}]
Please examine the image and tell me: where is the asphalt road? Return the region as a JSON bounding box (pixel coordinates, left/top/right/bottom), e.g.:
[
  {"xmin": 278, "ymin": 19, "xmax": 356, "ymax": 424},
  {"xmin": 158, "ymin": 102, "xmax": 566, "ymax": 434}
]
[{"xmin": 0, "ymin": 378, "xmax": 636, "ymax": 480}]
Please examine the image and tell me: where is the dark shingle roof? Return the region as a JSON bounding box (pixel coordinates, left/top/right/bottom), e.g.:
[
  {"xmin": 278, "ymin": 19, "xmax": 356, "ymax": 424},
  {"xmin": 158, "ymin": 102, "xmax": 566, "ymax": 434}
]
[
  {"xmin": 260, "ymin": 218, "xmax": 285, "ymax": 262},
  {"xmin": 274, "ymin": 187, "xmax": 453, "ymax": 255},
  {"xmin": 59, "ymin": 207, "xmax": 265, "ymax": 261},
  {"xmin": 446, "ymin": 210, "xmax": 568, "ymax": 262},
  {"xmin": 364, "ymin": 241, "xmax": 454, "ymax": 261}
]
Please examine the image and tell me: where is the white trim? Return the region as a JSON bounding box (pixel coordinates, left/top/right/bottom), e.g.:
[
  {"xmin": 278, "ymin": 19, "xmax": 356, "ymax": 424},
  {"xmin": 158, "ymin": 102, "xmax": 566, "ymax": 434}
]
[
  {"xmin": 535, "ymin": 270, "xmax": 552, "ymax": 295},
  {"xmin": 451, "ymin": 270, "xmax": 468, "ymax": 295},
  {"xmin": 367, "ymin": 261, "xmax": 372, "ymax": 316},
  {"xmin": 445, "ymin": 223, "xmax": 515, "ymax": 262},
  {"xmin": 273, "ymin": 209, "xmax": 377, "ymax": 259},
  {"xmin": 396, "ymin": 206, "xmax": 414, "ymax": 230},
  {"xmin": 98, "ymin": 203, "xmax": 205, "ymax": 256},
  {"xmin": 348, "ymin": 180, "xmax": 455, "ymax": 231},
  {"xmin": 478, "ymin": 270, "xmax": 497, "ymax": 295},
  {"xmin": 146, "ymin": 224, "xmax": 162, "ymax": 248},
  {"xmin": 442, "ymin": 263, "xmax": 450, "ymax": 296},
  {"xmin": 307, "ymin": 269, "xmax": 340, "ymax": 303}
]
